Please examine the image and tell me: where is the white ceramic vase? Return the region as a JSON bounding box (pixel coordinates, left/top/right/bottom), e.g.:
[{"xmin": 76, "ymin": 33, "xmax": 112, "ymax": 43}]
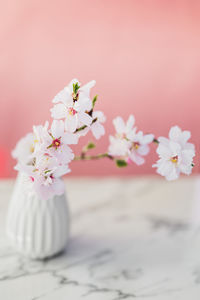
[{"xmin": 6, "ymin": 172, "xmax": 70, "ymax": 259}]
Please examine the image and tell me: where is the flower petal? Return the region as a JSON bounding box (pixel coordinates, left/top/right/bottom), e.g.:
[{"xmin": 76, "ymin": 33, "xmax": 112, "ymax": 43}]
[
  {"xmin": 51, "ymin": 120, "xmax": 64, "ymax": 138},
  {"xmin": 113, "ymin": 117, "xmax": 126, "ymax": 134},
  {"xmin": 50, "ymin": 103, "xmax": 67, "ymax": 119},
  {"xmin": 137, "ymin": 145, "xmax": 150, "ymax": 156},
  {"xmin": 78, "ymin": 112, "xmax": 92, "ymax": 126},
  {"xmin": 126, "ymin": 115, "xmax": 135, "ymax": 131},
  {"xmin": 65, "ymin": 114, "xmax": 78, "ymax": 133},
  {"xmin": 141, "ymin": 134, "xmax": 154, "ymax": 145},
  {"xmin": 156, "ymin": 143, "xmax": 171, "ymax": 159},
  {"xmin": 169, "ymin": 126, "xmax": 182, "ymax": 141},
  {"xmin": 129, "ymin": 151, "xmax": 145, "ymax": 165},
  {"xmin": 91, "ymin": 122, "xmax": 105, "ymax": 139},
  {"xmin": 93, "ymin": 111, "xmax": 106, "ymax": 123},
  {"xmin": 52, "ymin": 87, "xmax": 72, "ymax": 106},
  {"xmin": 62, "ymin": 132, "xmax": 79, "ymax": 144},
  {"xmin": 79, "ymin": 80, "xmax": 96, "ymax": 97}
]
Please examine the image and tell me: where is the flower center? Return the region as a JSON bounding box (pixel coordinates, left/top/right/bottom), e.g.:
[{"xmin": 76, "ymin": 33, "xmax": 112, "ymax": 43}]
[
  {"xmin": 52, "ymin": 138, "xmax": 61, "ymax": 148},
  {"xmin": 171, "ymin": 155, "xmax": 178, "ymax": 163},
  {"xmin": 116, "ymin": 133, "xmax": 126, "ymax": 139},
  {"xmin": 68, "ymin": 107, "xmax": 77, "ymax": 116},
  {"xmin": 133, "ymin": 142, "xmax": 140, "ymax": 150},
  {"xmin": 30, "ymin": 144, "xmax": 35, "ymax": 153},
  {"xmin": 72, "ymin": 92, "xmax": 79, "ymax": 102}
]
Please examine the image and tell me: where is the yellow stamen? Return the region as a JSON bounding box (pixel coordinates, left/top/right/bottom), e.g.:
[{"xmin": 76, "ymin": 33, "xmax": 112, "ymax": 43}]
[
  {"xmin": 30, "ymin": 145, "xmax": 34, "ymax": 153},
  {"xmin": 171, "ymin": 155, "xmax": 178, "ymax": 163},
  {"xmin": 133, "ymin": 142, "xmax": 140, "ymax": 150}
]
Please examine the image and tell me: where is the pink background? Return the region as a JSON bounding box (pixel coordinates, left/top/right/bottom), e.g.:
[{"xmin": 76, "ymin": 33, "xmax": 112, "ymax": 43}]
[{"xmin": 0, "ymin": 0, "xmax": 200, "ymax": 177}]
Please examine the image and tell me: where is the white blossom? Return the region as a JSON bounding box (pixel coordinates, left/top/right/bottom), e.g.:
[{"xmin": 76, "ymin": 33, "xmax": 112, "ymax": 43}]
[
  {"xmin": 50, "ymin": 79, "xmax": 95, "ymax": 132},
  {"xmin": 108, "ymin": 115, "xmax": 154, "ymax": 165},
  {"xmin": 153, "ymin": 126, "xmax": 195, "ymax": 180},
  {"xmin": 12, "ymin": 133, "xmax": 35, "ymax": 164},
  {"xmin": 128, "ymin": 131, "xmax": 154, "ymax": 165}
]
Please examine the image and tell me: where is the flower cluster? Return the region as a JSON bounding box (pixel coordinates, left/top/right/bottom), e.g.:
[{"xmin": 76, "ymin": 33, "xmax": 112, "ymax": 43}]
[
  {"xmin": 108, "ymin": 115, "xmax": 154, "ymax": 166},
  {"xmin": 153, "ymin": 126, "xmax": 195, "ymax": 180},
  {"xmin": 12, "ymin": 79, "xmax": 196, "ymax": 200},
  {"xmin": 12, "ymin": 79, "xmax": 106, "ymax": 199}
]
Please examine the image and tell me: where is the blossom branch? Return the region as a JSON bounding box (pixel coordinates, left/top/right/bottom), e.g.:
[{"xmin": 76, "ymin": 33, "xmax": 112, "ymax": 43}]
[
  {"xmin": 12, "ymin": 78, "xmax": 196, "ymax": 200},
  {"xmin": 74, "ymin": 153, "xmax": 113, "ymax": 161}
]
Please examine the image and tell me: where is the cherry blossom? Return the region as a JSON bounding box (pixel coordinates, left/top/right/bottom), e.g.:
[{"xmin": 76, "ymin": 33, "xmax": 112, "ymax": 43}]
[
  {"xmin": 43, "ymin": 120, "xmax": 76, "ymax": 164},
  {"xmin": 50, "ymin": 79, "xmax": 95, "ymax": 132},
  {"xmin": 77, "ymin": 111, "xmax": 106, "ymax": 140},
  {"xmin": 108, "ymin": 135, "xmax": 131, "ymax": 156},
  {"xmin": 153, "ymin": 126, "xmax": 195, "ymax": 180},
  {"xmin": 113, "ymin": 115, "xmax": 136, "ymax": 140},
  {"xmin": 108, "ymin": 115, "xmax": 154, "ymax": 165},
  {"xmin": 128, "ymin": 131, "xmax": 154, "ymax": 165},
  {"xmin": 12, "ymin": 79, "xmax": 196, "ymax": 200},
  {"xmin": 12, "ymin": 133, "xmax": 35, "ymax": 164},
  {"xmin": 15, "ymin": 154, "xmax": 70, "ymax": 200}
]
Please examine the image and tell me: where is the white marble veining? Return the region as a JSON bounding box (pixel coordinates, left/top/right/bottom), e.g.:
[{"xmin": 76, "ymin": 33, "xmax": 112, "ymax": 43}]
[{"xmin": 0, "ymin": 176, "xmax": 200, "ymax": 299}]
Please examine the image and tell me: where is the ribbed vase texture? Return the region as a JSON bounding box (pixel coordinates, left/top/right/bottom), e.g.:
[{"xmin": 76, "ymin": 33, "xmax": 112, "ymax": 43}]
[{"xmin": 6, "ymin": 172, "xmax": 70, "ymax": 259}]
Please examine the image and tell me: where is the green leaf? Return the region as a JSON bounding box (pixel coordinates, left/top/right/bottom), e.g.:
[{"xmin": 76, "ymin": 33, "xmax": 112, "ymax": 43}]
[
  {"xmin": 73, "ymin": 82, "xmax": 80, "ymax": 95},
  {"xmin": 87, "ymin": 142, "xmax": 96, "ymax": 150},
  {"xmin": 116, "ymin": 159, "xmax": 128, "ymax": 168},
  {"xmin": 92, "ymin": 95, "xmax": 98, "ymax": 108}
]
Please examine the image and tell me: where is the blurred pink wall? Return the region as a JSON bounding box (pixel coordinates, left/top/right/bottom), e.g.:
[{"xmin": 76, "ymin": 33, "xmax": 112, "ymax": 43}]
[{"xmin": 0, "ymin": 0, "xmax": 200, "ymax": 177}]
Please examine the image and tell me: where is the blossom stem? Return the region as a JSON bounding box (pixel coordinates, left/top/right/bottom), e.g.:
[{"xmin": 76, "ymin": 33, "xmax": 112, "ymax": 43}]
[
  {"xmin": 153, "ymin": 138, "xmax": 159, "ymax": 144},
  {"xmin": 74, "ymin": 153, "xmax": 114, "ymax": 161},
  {"xmin": 75, "ymin": 117, "xmax": 98, "ymax": 133}
]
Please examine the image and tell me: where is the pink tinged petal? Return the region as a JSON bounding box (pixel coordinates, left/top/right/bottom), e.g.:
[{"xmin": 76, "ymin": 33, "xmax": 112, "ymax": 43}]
[
  {"xmin": 166, "ymin": 167, "xmax": 180, "ymax": 181},
  {"xmin": 181, "ymin": 149, "xmax": 195, "ymax": 165},
  {"xmin": 113, "ymin": 117, "xmax": 126, "ymax": 134},
  {"xmin": 181, "ymin": 130, "xmax": 191, "ymax": 143},
  {"xmin": 54, "ymin": 165, "xmax": 71, "ymax": 177},
  {"xmin": 158, "ymin": 137, "xmax": 170, "ymax": 146},
  {"xmin": 129, "ymin": 151, "xmax": 145, "ymax": 165},
  {"xmin": 50, "ymin": 103, "xmax": 67, "ymax": 119},
  {"xmin": 179, "ymin": 164, "xmax": 192, "ymax": 175},
  {"xmin": 91, "ymin": 122, "xmax": 105, "ymax": 139},
  {"xmin": 169, "ymin": 141, "xmax": 181, "ymax": 156},
  {"xmin": 56, "ymin": 145, "xmax": 74, "ymax": 163},
  {"xmin": 137, "ymin": 145, "xmax": 150, "ymax": 156},
  {"xmin": 79, "ymin": 80, "xmax": 96, "ymax": 97},
  {"xmin": 108, "ymin": 136, "xmax": 129, "ymax": 156},
  {"xmin": 51, "ymin": 120, "xmax": 64, "ymax": 138},
  {"xmin": 169, "ymin": 126, "xmax": 182, "ymax": 141},
  {"xmin": 126, "ymin": 115, "xmax": 135, "ymax": 131},
  {"xmin": 44, "ymin": 121, "xmax": 49, "ymax": 130},
  {"xmin": 52, "ymin": 179, "xmax": 66, "ymax": 196},
  {"xmin": 52, "ymin": 87, "xmax": 72, "ymax": 105},
  {"xmin": 65, "ymin": 114, "xmax": 78, "ymax": 133},
  {"xmin": 62, "ymin": 132, "xmax": 79, "ymax": 144},
  {"xmin": 78, "ymin": 112, "xmax": 92, "ymax": 126},
  {"xmin": 75, "ymin": 97, "xmax": 92, "ymax": 112},
  {"xmin": 156, "ymin": 144, "xmax": 171, "ymax": 159},
  {"xmin": 184, "ymin": 143, "xmax": 195, "ymax": 152},
  {"xmin": 34, "ymin": 183, "xmax": 52, "ymax": 200},
  {"xmin": 141, "ymin": 134, "xmax": 154, "ymax": 145},
  {"xmin": 155, "ymin": 160, "xmax": 174, "ymax": 177},
  {"xmin": 93, "ymin": 111, "xmax": 106, "ymax": 123},
  {"xmin": 126, "ymin": 127, "xmax": 137, "ymax": 141}
]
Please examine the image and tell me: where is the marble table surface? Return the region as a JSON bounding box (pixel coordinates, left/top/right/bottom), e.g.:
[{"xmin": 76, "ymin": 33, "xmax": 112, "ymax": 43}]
[{"xmin": 1, "ymin": 176, "xmax": 200, "ymax": 300}]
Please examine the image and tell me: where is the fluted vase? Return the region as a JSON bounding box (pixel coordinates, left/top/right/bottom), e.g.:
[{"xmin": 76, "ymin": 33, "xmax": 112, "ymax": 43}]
[{"xmin": 6, "ymin": 172, "xmax": 70, "ymax": 259}]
